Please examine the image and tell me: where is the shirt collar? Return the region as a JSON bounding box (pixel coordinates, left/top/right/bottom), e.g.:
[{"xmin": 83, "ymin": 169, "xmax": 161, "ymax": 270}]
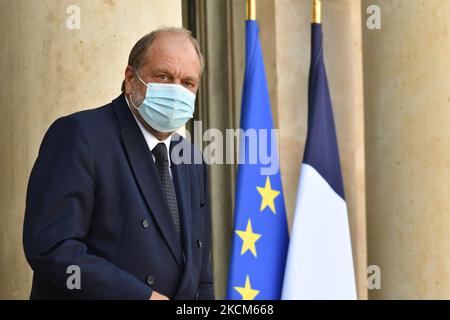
[{"xmin": 124, "ymin": 95, "xmax": 172, "ymax": 164}]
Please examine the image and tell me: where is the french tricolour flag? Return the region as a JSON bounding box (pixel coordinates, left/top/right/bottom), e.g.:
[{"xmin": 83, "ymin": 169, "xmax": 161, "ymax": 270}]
[{"xmin": 281, "ymin": 23, "xmax": 357, "ymax": 300}]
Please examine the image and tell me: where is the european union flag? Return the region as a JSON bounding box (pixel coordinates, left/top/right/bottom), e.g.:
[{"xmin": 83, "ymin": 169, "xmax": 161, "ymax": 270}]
[{"xmin": 226, "ymin": 20, "xmax": 289, "ymax": 300}]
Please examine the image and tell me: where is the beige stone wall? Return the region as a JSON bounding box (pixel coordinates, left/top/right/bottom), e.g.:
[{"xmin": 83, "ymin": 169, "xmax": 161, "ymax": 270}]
[
  {"xmin": 268, "ymin": 0, "xmax": 368, "ymax": 299},
  {"xmin": 363, "ymin": 0, "xmax": 450, "ymax": 299},
  {"xmin": 0, "ymin": 0, "xmax": 182, "ymax": 299}
]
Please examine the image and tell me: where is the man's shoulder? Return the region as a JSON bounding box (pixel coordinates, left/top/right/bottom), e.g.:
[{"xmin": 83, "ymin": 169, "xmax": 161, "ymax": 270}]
[
  {"xmin": 38, "ymin": 96, "xmax": 124, "ymax": 155},
  {"xmin": 48, "ymin": 96, "xmax": 122, "ymax": 136},
  {"xmin": 61, "ymin": 100, "xmax": 115, "ymax": 128}
]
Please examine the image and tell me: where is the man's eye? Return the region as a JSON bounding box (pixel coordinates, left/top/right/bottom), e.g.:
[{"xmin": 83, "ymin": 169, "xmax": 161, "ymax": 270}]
[
  {"xmin": 183, "ymin": 82, "xmax": 193, "ymax": 88},
  {"xmin": 159, "ymin": 75, "xmax": 168, "ymax": 80}
]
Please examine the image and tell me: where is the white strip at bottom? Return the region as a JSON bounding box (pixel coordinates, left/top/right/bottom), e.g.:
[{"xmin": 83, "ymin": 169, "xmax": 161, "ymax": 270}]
[{"xmin": 282, "ymin": 163, "xmax": 357, "ymax": 300}]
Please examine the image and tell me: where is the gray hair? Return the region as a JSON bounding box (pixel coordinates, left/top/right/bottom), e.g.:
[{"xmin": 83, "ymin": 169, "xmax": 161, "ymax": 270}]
[{"xmin": 121, "ymin": 27, "xmax": 204, "ymax": 91}]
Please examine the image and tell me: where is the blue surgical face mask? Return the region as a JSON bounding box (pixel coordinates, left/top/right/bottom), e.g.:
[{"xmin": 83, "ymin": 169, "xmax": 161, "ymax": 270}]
[{"xmin": 129, "ymin": 73, "xmax": 196, "ymax": 132}]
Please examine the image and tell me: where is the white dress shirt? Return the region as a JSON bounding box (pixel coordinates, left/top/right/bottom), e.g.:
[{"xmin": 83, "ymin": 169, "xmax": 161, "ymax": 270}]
[{"xmin": 124, "ymin": 96, "xmax": 173, "ymax": 174}]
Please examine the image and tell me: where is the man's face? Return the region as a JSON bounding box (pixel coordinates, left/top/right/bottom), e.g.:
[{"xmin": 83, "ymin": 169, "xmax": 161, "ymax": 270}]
[{"xmin": 125, "ymin": 33, "xmax": 202, "ymax": 108}]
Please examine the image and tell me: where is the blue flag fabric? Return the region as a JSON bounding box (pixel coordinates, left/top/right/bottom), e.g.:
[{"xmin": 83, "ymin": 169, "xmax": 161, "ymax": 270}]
[
  {"xmin": 226, "ymin": 20, "xmax": 289, "ymax": 300},
  {"xmin": 303, "ymin": 23, "xmax": 345, "ymax": 199}
]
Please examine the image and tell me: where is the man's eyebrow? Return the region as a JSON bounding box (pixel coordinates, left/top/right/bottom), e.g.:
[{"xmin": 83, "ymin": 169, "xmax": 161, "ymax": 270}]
[
  {"xmin": 183, "ymin": 76, "xmax": 199, "ymax": 83},
  {"xmin": 151, "ymin": 68, "xmax": 172, "ymax": 75},
  {"xmin": 150, "ymin": 68, "xmax": 199, "ymax": 82}
]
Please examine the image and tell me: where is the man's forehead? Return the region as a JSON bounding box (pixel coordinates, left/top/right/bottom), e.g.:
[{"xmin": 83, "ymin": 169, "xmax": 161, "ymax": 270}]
[
  {"xmin": 145, "ymin": 33, "xmax": 200, "ymax": 66},
  {"xmin": 151, "ymin": 32, "xmax": 191, "ymax": 46}
]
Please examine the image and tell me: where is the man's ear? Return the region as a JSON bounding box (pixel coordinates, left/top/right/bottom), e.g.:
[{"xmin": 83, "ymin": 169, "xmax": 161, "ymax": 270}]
[{"xmin": 124, "ymin": 65, "xmax": 134, "ymax": 95}]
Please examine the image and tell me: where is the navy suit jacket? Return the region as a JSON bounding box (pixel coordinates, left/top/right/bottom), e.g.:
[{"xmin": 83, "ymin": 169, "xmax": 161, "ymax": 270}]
[{"xmin": 23, "ymin": 94, "xmax": 214, "ymax": 300}]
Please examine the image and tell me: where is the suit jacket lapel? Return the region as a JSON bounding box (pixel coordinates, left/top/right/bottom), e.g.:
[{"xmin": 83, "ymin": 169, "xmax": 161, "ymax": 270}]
[
  {"xmin": 170, "ymin": 138, "xmax": 192, "ymax": 259},
  {"xmin": 170, "ymin": 137, "xmax": 195, "ymax": 298},
  {"xmin": 112, "ymin": 94, "xmax": 183, "ymax": 268}
]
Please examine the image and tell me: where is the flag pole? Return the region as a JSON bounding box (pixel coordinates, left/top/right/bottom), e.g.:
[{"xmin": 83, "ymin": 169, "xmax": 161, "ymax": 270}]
[
  {"xmin": 246, "ymin": 0, "xmax": 256, "ymax": 20},
  {"xmin": 312, "ymin": 0, "xmax": 321, "ymax": 24}
]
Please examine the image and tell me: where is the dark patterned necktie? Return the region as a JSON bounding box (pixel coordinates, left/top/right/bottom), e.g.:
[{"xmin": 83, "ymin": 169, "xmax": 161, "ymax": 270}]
[{"xmin": 152, "ymin": 143, "xmax": 181, "ymax": 239}]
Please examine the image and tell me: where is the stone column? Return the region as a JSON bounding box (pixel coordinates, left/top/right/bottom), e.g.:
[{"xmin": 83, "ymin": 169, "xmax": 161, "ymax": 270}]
[
  {"xmin": 363, "ymin": 0, "xmax": 450, "ymax": 299},
  {"xmin": 0, "ymin": 0, "xmax": 182, "ymax": 299}
]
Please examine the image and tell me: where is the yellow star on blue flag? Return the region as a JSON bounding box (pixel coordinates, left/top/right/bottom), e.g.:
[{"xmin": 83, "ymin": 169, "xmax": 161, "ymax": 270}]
[
  {"xmin": 234, "ymin": 275, "xmax": 260, "ymax": 300},
  {"xmin": 257, "ymin": 176, "xmax": 280, "ymax": 214},
  {"xmin": 235, "ymin": 219, "xmax": 261, "ymax": 257}
]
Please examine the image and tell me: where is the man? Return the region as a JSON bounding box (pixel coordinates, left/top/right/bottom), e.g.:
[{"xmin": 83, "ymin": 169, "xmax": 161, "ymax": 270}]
[{"xmin": 23, "ymin": 27, "xmax": 214, "ymax": 300}]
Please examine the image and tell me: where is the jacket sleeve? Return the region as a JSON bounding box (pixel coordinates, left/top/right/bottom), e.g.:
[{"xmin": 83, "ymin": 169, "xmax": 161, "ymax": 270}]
[
  {"xmin": 23, "ymin": 116, "xmax": 152, "ymax": 300},
  {"xmin": 196, "ymin": 161, "xmax": 215, "ymax": 300}
]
